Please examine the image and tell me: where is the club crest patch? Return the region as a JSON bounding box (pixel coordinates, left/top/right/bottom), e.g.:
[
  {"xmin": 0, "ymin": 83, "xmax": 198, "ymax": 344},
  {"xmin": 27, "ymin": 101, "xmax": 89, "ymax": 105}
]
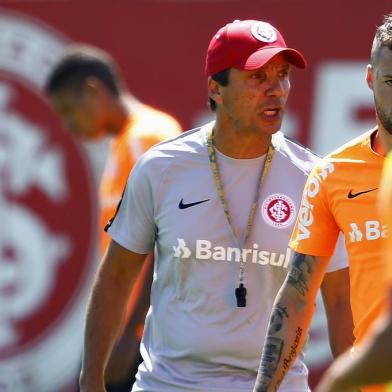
[
  {"xmin": 261, "ymin": 193, "xmax": 296, "ymax": 228},
  {"xmin": 251, "ymin": 22, "xmax": 277, "ymax": 43}
]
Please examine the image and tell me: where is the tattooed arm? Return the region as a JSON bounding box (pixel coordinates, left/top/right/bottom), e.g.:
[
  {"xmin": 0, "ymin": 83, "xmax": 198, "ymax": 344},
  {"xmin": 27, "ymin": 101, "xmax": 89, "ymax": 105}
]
[{"xmin": 253, "ymin": 252, "xmax": 331, "ymax": 392}]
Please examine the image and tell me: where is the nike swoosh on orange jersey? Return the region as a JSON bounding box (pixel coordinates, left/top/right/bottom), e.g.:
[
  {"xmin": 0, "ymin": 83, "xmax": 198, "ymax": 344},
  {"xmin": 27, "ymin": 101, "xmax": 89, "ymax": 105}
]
[{"xmin": 347, "ymin": 188, "xmax": 378, "ymax": 199}]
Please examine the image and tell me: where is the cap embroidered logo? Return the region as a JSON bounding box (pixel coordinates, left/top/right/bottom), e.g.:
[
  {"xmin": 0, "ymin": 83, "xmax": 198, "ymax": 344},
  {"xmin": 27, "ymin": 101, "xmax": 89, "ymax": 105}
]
[{"xmin": 251, "ymin": 22, "xmax": 277, "ymax": 43}]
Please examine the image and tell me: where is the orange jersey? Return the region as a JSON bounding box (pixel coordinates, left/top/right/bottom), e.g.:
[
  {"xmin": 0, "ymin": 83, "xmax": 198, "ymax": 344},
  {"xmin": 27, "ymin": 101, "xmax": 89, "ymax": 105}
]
[
  {"xmin": 290, "ymin": 129, "xmax": 388, "ymax": 341},
  {"xmin": 99, "ymin": 102, "xmax": 181, "ymax": 254},
  {"xmin": 290, "ymin": 129, "xmax": 389, "ymax": 392},
  {"xmin": 380, "ymin": 152, "xmax": 392, "ymax": 284}
]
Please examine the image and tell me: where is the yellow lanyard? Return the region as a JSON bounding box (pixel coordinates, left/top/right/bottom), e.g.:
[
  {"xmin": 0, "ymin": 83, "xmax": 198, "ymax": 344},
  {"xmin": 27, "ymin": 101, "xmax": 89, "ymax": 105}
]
[{"xmin": 206, "ymin": 127, "xmax": 275, "ymax": 306}]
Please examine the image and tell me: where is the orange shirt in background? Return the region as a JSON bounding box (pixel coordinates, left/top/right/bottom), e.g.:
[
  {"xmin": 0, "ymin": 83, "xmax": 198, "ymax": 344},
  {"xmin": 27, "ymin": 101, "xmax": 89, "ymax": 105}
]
[
  {"xmin": 290, "ymin": 129, "xmax": 388, "ymax": 392},
  {"xmin": 99, "ymin": 102, "xmax": 181, "ymax": 254},
  {"xmin": 380, "ymin": 152, "xmax": 392, "ymax": 285}
]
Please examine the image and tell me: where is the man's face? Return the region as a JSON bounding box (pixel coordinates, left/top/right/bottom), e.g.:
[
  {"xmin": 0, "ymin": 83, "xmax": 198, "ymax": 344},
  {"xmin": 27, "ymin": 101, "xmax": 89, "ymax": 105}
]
[
  {"xmin": 213, "ymin": 53, "xmax": 291, "ymax": 135},
  {"xmin": 48, "ymin": 85, "xmax": 105, "ymax": 139},
  {"xmin": 367, "ymin": 46, "xmax": 392, "ymax": 137}
]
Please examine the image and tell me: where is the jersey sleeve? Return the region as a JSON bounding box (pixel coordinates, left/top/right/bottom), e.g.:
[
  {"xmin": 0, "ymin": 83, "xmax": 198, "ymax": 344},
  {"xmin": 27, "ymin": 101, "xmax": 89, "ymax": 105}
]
[
  {"xmin": 325, "ymin": 231, "xmax": 349, "ymax": 272},
  {"xmin": 289, "ymin": 161, "xmax": 340, "ymax": 257},
  {"xmin": 380, "ymin": 152, "xmax": 392, "ymax": 284},
  {"xmin": 106, "ymin": 154, "xmax": 156, "ymax": 254}
]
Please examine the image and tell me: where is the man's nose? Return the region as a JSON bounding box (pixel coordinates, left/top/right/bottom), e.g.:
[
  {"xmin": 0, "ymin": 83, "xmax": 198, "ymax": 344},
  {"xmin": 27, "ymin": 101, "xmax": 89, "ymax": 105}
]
[{"xmin": 265, "ymin": 77, "xmax": 288, "ymax": 97}]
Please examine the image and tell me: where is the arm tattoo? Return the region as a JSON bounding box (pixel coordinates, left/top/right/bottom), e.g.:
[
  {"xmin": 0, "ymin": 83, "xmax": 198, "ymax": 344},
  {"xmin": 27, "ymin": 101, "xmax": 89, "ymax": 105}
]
[
  {"xmin": 255, "ymin": 337, "xmax": 284, "ymax": 392},
  {"xmin": 254, "ymin": 253, "xmax": 314, "ymax": 392},
  {"xmin": 275, "ymin": 327, "xmax": 303, "ymax": 389},
  {"xmin": 254, "ymin": 303, "xmax": 288, "ymax": 391},
  {"xmin": 269, "ymin": 303, "xmax": 288, "ymax": 333},
  {"xmin": 287, "ymin": 252, "xmax": 315, "ymax": 296},
  {"xmin": 282, "ymin": 326, "xmax": 303, "ymax": 370}
]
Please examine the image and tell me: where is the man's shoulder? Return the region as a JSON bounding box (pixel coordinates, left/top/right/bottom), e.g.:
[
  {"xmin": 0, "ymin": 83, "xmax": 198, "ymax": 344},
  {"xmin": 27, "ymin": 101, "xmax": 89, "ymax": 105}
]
[
  {"xmin": 138, "ymin": 103, "xmax": 177, "ymax": 121},
  {"xmin": 273, "ymin": 132, "xmax": 319, "ymax": 175},
  {"xmin": 135, "ymin": 126, "xmax": 205, "ymax": 166},
  {"xmin": 325, "ymin": 129, "xmax": 373, "ymax": 160},
  {"xmin": 304, "ymin": 130, "xmax": 374, "ymax": 187},
  {"xmin": 150, "ymin": 125, "xmax": 206, "ymax": 152},
  {"xmin": 126, "ymin": 102, "xmax": 182, "ymax": 140},
  {"xmin": 129, "ymin": 126, "xmax": 205, "ymax": 187}
]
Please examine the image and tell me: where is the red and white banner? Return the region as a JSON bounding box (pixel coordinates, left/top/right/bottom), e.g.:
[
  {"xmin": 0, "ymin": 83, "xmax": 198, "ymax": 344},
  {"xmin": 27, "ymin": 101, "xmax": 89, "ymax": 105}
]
[{"xmin": 0, "ymin": 10, "xmax": 97, "ymax": 392}]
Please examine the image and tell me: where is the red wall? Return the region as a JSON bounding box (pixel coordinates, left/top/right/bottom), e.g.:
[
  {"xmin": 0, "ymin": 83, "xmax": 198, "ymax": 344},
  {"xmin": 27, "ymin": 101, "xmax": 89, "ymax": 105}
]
[
  {"xmin": 2, "ymin": 0, "xmax": 389, "ymax": 142},
  {"xmin": 0, "ymin": 1, "xmax": 390, "ymax": 391}
]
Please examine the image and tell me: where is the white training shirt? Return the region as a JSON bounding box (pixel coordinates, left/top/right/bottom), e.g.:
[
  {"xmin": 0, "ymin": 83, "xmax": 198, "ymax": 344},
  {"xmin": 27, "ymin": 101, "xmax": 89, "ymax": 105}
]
[{"xmin": 107, "ymin": 122, "xmax": 348, "ymax": 392}]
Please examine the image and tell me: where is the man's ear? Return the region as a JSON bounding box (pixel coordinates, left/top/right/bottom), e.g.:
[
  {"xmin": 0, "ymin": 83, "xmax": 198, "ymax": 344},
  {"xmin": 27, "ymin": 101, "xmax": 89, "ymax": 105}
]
[
  {"xmin": 207, "ymin": 77, "xmax": 223, "ymax": 106},
  {"xmin": 366, "ymin": 64, "xmax": 374, "ymax": 91},
  {"xmin": 83, "ymin": 76, "xmax": 107, "ymax": 100}
]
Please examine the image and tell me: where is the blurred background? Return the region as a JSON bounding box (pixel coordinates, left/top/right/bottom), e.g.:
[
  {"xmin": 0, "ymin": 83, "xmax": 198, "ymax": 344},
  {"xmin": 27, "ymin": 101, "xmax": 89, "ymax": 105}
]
[{"xmin": 0, "ymin": 0, "xmax": 390, "ymax": 391}]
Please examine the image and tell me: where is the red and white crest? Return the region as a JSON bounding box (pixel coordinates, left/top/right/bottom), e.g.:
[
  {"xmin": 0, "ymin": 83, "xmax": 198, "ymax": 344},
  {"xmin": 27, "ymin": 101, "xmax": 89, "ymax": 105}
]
[
  {"xmin": 261, "ymin": 193, "xmax": 296, "ymax": 228},
  {"xmin": 0, "ymin": 10, "xmax": 97, "ymax": 392},
  {"xmin": 251, "ymin": 22, "xmax": 277, "ymax": 43}
]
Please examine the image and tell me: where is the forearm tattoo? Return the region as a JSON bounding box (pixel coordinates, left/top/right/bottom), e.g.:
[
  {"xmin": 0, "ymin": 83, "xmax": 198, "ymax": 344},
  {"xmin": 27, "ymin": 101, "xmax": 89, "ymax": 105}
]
[
  {"xmin": 287, "ymin": 253, "xmax": 314, "ymax": 296},
  {"xmin": 282, "ymin": 326, "xmax": 302, "ymax": 371},
  {"xmin": 274, "ymin": 327, "xmax": 303, "ymax": 389},
  {"xmin": 254, "ymin": 303, "xmax": 288, "ymax": 392},
  {"xmin": 254, "ymin": 255, "xmax": 313, "ymax": 391}
]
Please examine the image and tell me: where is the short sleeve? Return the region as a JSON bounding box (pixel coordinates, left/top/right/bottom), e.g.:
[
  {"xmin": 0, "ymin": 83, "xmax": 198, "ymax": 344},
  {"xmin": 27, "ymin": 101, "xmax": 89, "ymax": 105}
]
[
  {"xmin": 106, "ymin": 155, "xmax": 156, "ymax": 254},
  {"xmin": 380, "ymin": 153, "xmax": 392, "ymax": 283},
  {"xmin": 290, "ymin": 161, "xmax": 340, "ymax": 257}
]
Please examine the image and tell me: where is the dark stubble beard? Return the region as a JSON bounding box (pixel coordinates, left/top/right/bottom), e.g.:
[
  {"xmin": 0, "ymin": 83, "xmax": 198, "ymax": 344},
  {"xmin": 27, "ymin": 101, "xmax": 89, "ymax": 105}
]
[{"xmin": 375, "ymin": 98, "xmax": 392, "ymax": 135}]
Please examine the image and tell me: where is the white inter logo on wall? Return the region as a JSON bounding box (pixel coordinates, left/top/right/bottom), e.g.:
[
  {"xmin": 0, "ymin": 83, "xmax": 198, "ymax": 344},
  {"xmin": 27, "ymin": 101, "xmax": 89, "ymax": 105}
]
[{"xmin": 0, "ymin": 12, "xmax": 96, "ymax": 392}]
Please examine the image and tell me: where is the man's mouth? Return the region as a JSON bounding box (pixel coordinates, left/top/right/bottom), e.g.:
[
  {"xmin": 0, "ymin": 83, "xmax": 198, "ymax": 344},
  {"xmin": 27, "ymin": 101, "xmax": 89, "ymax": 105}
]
[
  {"xmin": 263, "ymin": 108, "xmax": 280, "ymax": 116},
  {"xmin": 262, "ymin": 107, "xmax": 282, "ymax": 119}
]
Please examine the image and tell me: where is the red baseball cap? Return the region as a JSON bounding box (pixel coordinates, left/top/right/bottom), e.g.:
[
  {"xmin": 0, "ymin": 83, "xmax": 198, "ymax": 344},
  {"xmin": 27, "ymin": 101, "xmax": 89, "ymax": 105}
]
[{"xmin": 205, "ymin": 19, "xmax": 307, "ymax": 76}]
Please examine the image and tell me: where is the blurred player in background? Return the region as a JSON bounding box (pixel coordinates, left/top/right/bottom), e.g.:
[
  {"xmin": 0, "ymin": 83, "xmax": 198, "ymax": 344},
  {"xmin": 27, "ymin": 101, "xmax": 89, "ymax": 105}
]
[
  {"xmin": 254, "ymin": 12, "xmax": 392, "ymax": 392},
  {"xmin": 78, "ymin": 19, "xmax": 351, "ymax": 392},
  {"xmin": 45, "ymin": 44, "xmax": 181, "ymax": 392}
]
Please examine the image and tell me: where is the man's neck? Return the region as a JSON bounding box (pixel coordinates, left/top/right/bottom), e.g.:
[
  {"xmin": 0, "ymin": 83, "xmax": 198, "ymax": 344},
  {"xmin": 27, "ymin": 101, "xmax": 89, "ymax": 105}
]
[
  {"xmin": 376, "ymin": 121, "xmax": 392, "ymax": 155},
  {"xmin": 107, "ymin": 95, "xmax": 133, "ymax": 136},
  {"xmin": 212, "ymin": 121, "xmax": 272, "ymax": 159},
  {"xmin": 372, "ymin": 128, "xmax": 388, "ymax": 157}
]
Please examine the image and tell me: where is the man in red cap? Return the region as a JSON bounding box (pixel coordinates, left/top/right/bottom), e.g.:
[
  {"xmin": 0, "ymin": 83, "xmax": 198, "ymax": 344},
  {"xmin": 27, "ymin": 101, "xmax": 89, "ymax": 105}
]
[{"xmin": 79, "ymin": 19, "xmax": 352, "ymax": 392}]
